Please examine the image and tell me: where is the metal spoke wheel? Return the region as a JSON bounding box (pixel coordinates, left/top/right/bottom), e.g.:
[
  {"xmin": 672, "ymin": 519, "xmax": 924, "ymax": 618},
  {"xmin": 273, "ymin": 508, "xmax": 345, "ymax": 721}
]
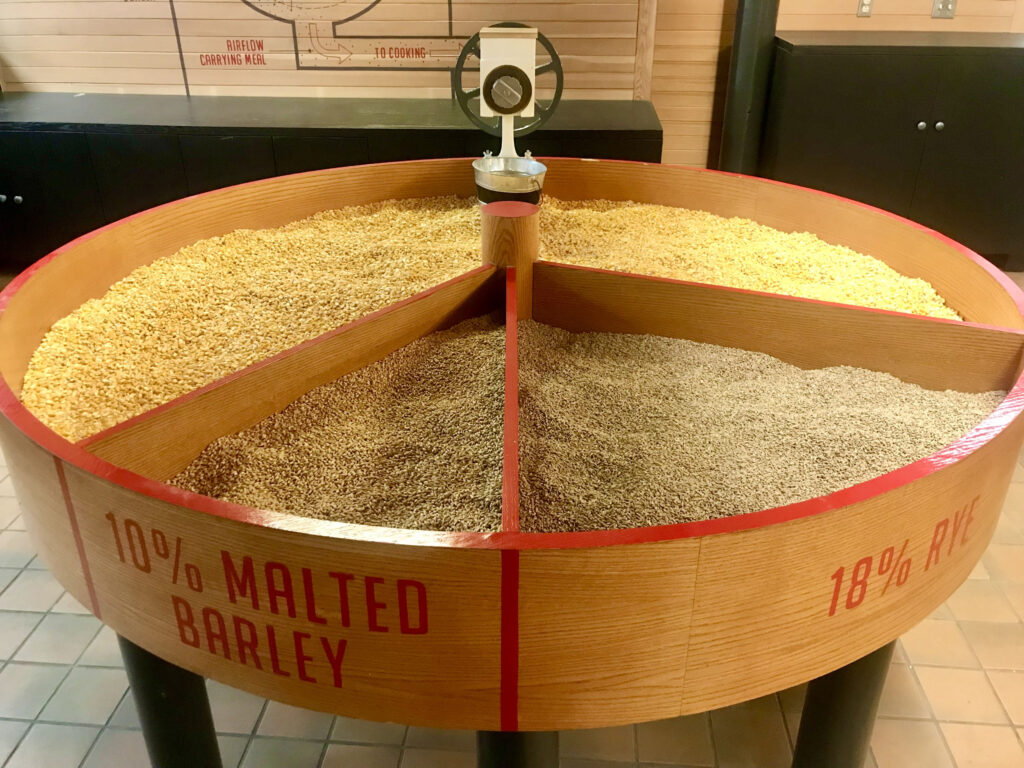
[{"xmin": 451, "ymin": 22, "xmax": 564, "ymax": 138}]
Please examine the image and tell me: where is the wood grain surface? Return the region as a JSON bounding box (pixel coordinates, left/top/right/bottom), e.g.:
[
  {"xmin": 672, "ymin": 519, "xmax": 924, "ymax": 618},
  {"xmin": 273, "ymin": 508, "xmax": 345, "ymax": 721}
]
[
  {"xmin": 482, "ymin": 202, "xmax": 540, "ymax": 320},
  {"xmin": 1, "ymin": 158, "xmax": 1023, "ymax": 730}
]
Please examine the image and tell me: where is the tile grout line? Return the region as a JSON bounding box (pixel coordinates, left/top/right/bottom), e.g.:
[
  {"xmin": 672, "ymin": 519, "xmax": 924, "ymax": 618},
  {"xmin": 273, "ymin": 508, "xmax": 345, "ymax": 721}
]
[
  {"xmin": 0, "ymin": 573, "xmax": 53, "ymax": 728},
  {"xmin": 313, "ymin": 716, "xmax": 337, "ymax": 768},
  {"xmin": 75, "ymin": 676, "xmax": 135, "ymax": 768},
  {"xmin": 947, "ymin": 559, "xmax": 1021, "ymax": 764},
  {"xmin": 397, "ymin": 719, "xmax": 410, "ymax": 767},
  {"xmin": 234, "ymin": 696, "xmax": 270, "ymax": 768},
  {"xmin": 0, "ymin": 595, "xmax": 107, "ymax": 768}
]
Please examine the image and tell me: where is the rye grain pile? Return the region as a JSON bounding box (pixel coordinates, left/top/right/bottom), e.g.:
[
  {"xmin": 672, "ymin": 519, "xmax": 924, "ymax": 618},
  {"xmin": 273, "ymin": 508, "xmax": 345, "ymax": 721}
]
[
  {"xmin": 172, "ymin": 317, "xmax": 504, "ymax": 532},
  {"xmin": 518, "ymin": 321, "xmax": 1001, "ymax": 533}
]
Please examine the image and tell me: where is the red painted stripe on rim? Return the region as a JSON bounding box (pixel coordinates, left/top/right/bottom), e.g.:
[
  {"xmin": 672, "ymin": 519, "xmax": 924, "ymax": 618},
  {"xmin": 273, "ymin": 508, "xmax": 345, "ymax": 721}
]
[
  {"xmin": 503, "ymin": 267, "xmax": 521, "ymax": 534},
  {"xmin": 500, "ymin": 547, "xmax": 520, "ymax": 731},
  {"xmin": 0, "ymin": 158, "xmax": 1021, "ymax": 551},
  {"xmin": 53, "ymin": 457, "xmax": 101, "ymax": 619}
]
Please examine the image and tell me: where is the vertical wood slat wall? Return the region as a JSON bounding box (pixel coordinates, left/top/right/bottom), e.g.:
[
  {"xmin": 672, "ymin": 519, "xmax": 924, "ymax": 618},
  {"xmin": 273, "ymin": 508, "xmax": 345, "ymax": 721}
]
[{"xmin": 1, "ymin": 0, "xmax": 1023, "ymax": 167}]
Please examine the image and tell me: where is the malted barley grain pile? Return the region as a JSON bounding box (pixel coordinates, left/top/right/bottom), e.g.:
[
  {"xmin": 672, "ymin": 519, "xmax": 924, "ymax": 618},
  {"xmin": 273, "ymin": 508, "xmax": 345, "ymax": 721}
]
[
  {"xmin": 22, "ymin": 195, "xmax": 960, "ymax": 442},
  {"xmin": 21, "ymin": 197, "xmax": 481, "ymax": 441},
  {"xmin": 171, "ymin": 317, "xmax": 504, "ymax": 532},
  {"xmin": 518, "ymin": 321, "xmax": 1002, "ymax": 533}
]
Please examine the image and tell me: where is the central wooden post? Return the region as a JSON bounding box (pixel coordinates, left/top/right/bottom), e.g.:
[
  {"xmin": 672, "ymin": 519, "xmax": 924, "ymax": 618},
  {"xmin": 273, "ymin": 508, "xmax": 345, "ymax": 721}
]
[{"xmin": 481, "ymin": 201, "xmax": 540, "ymax": 319}]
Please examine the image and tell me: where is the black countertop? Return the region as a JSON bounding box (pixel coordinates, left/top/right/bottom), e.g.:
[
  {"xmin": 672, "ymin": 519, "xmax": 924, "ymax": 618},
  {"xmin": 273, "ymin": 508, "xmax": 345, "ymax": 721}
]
[
  {"xmin": 777, "ymin": 31, "xmax": 1024, "ymax": 53},
  {"xmin": 0, "ymin": 93, "xmax": 662, "ymax": 136}
]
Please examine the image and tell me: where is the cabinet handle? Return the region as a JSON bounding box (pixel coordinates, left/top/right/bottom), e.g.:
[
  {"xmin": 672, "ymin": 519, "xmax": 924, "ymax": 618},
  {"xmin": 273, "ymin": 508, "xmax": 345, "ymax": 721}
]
[
  {"xmin": 934, "ymin": 122, "xmax": 945, "ymax": 132},
  {"xmin": 917, "ymin": 121, "xmax": 927, "ymax": 131},
  {"xmin": 12, "ymin": 195, "xmax": 23, "ymax": 204}
]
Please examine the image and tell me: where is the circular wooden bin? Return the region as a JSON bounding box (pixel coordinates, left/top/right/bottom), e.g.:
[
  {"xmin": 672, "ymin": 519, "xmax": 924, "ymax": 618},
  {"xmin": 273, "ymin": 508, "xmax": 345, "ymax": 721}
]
[{"xmin": 0, "ymin": 158, "xmax": 1022, "ymax": 733}]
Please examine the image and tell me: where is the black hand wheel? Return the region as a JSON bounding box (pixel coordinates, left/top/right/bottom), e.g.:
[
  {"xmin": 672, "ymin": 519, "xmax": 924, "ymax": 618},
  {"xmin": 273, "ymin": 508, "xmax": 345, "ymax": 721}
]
[{"xmin": 451, "ymin": 22, "xmax": 564, "ymax": 138}]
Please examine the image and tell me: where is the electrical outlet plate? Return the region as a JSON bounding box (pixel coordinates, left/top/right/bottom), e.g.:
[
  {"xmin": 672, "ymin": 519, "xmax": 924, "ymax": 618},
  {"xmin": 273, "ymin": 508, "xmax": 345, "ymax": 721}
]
[
  {"xmin": 857, "ymin": 0, "xmax": 872, "ymax": 16},
  {"xmin": 932, "ymin": 0, "xmax": 956, "ymax": 18}
]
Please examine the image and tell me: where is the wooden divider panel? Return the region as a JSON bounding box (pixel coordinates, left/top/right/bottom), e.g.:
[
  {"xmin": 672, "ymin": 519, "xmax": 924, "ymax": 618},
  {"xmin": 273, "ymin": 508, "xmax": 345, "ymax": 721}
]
[
  {"xmin": 533, "ymin": 261, "xmax": 1024, "ymax": 393},
  {"xmin": 82, "ymin": 266, "xmax": 500, "ymax": 481},
  {"xmin": 503, "ymin": 267, "xmax": 521, "ymax": 535}
]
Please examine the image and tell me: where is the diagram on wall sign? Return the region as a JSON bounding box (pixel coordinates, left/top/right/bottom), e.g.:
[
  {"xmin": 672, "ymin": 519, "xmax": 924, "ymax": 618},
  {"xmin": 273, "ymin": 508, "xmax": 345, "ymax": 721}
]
[{"xmin": 243, "ymin": 0, "xmax": 464, "ymax": 70}]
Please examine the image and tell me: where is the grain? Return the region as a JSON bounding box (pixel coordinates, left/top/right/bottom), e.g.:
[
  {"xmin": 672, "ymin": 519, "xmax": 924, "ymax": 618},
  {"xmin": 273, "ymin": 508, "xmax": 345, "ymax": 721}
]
[
  {"xmin": 171, "ymin": 316, "xmax": 504, "ymax": 532},
  {"xmin": 519, "ymin": 320, "xmax": 1001, "ymax": 533},
  {"xmin": 21, "ymin": 196, "xmax": 482, "ymax": 442},
  {"xmin": 539, "ymin": 199, "xmax": 960, "ymax": 320},
  {"xmin": 23, "ymin": 195, "xmax": 960, "ymax": 442}
]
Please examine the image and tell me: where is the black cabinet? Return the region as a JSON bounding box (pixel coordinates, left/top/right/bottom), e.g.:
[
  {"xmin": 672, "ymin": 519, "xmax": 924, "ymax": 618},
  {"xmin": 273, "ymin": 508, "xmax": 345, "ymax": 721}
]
[
  {"xmin": 0, "ymin": 131, "xmax": 105, "ymax": 271},
  {"xmin": 760, "ymin": 32, "xmax": 1024, "ymax": 269},
  {"xmin": 88, "ymin": 133, "xmax": 188, "ymax": 221},
  {"xmin": 0, "ymin": 94, "xmax": 662, "ymax": 271},
  {"xmin": 180, "ymin": 135, "xmax": 277, "ymax": 194},
  {"xmin": 909, "ymin": 53, "xmax": 1024, "ymax": 261},
  {"xmin": 273, "ymin": 136, "xmax": 369, "ymax": 175}
]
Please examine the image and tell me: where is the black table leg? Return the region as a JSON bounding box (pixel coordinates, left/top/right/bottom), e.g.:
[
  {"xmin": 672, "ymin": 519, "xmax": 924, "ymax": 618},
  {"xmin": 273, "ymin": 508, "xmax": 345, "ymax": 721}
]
[
  {"xmin": 117, "ymin": 635, "xmax": 223, "ymax": 768},
  {"xmin": 477, "ymin": 731, "xmax": 559, "ymax": 768},
  {"xmin": 791, "ymin": 641, "xmax": 896, "ymax": 768}
]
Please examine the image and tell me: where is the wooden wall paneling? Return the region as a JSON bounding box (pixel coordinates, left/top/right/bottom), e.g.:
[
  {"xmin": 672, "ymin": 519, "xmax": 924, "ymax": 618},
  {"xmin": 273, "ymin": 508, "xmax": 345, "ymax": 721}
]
[
  {"xmin": 81, "ymin": 266, "xmax": 500, "ymax": 481},
  {"xmin": 532, "ymin": 262, "xmax": 1024, "ymax": 393},
  {"xmin": 0, "ymin": 0, "xmax": 641, "ymax": 99},
  {"xmin": 649, "ymin": 0, "xmax": 733, "ymax": 167},
  {"xmin": 633, "ymin": 0, "xmax": 658, "ymax": 99},
  {"xmin": 779, "ymin": 0, "xmax": 1014, "ymax": 15},
  {"xmin": 777, "ymin": 14, "xmax": 1015, "ymax": 32}
]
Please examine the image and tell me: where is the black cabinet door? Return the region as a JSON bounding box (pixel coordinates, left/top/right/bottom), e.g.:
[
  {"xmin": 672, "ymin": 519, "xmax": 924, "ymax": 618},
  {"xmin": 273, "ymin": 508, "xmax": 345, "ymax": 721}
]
[
  {"xmin": 760, "ymin": 51, "xmax": 938, "ymax": 215},
  {"xmin": 88, "ymin": 132, "xmax": 188, "ymax": 221},
  {"xmin": 274, "ymin": 135, "xmax": 369, "ymax": 175},
  {"xmin": 910, "ymin": 53, "xmax": 1024, "ymax": 267},
  {"xmin": 180, "ymin": 134, "xmax": 277, "ymax": 194},
  {"xmin": 0, "ymin": 131, "xmax": 105, "ymax": 271}
]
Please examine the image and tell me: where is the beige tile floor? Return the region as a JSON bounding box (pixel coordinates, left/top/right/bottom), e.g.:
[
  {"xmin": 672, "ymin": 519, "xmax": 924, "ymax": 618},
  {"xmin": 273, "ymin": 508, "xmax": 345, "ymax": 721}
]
[{"xmin": 1, "ymin": 281, "xmax": 1024, "ymax": 767}]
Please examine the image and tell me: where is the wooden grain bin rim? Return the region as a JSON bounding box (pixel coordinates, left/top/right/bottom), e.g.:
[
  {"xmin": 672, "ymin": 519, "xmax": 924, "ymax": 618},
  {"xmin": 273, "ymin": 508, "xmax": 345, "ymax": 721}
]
[{"xmin": 1, "ymin": 157, "xmax": 1023, "ymax": 552}]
